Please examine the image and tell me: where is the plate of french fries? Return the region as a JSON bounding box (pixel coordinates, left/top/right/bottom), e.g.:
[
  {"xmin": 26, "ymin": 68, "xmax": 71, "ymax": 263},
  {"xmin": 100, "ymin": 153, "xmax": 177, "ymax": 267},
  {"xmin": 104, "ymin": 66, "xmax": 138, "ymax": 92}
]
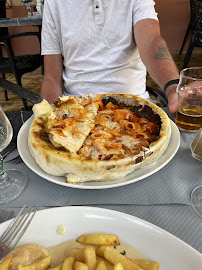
[{"xmin": 0, "ymin": 207, "xmax": 201, "ymax": 270}]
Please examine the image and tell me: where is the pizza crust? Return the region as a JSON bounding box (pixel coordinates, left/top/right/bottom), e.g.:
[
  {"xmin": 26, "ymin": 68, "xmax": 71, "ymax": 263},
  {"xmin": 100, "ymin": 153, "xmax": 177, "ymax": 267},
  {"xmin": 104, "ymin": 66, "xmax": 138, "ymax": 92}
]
[
  {"xmin": 28, "ymin": 94, "xmax": 171, "ymax": 183},
  {"xmin": 32, "ymin": 99, "xmax": 52, "ymax": 118}
]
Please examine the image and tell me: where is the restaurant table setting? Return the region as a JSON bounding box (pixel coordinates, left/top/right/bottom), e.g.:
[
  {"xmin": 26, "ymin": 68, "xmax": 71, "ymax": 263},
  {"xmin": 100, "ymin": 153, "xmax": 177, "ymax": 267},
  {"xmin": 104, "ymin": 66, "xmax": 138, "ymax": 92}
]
[{"xmin": 0, "ymin": 108, "xmax": 201, "ymax": 256}]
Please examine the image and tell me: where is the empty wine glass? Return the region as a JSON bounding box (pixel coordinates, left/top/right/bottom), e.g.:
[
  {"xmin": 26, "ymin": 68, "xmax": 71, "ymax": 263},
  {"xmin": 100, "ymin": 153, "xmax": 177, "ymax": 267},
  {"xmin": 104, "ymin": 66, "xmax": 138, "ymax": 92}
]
[
  {"xmin": 0, "ymin": 105, "xmax": 28, "ymax": 204},
  {"xmin": 22, "ymin": 0, "xmax": 33, "ymax": 17},
  {"xmin": 190, "ymin": 185, "xmax": 202, "ymax": 219}
]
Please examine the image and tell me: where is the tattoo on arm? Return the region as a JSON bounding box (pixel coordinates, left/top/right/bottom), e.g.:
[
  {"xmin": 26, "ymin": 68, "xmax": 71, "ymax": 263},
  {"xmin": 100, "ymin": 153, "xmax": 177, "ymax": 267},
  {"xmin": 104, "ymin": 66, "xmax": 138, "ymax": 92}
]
[{"xmin": 155, "ymin": 45, "xmax": 172, "ymax": 60}]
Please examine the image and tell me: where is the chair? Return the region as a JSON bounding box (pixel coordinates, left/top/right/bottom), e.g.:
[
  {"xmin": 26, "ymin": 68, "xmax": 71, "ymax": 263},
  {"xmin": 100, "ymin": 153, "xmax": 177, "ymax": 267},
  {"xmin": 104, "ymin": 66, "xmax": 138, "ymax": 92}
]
[
  {"xmin": 146, "ymin": 86, "xmax": 168, "ymax": 107},
  {"xmin": 179, "ymin": 0, "xmax": 202, "ymax": 69},
  {"xmin": 0, "ymin": 0, "xmax": 42, "ymax": 110}
]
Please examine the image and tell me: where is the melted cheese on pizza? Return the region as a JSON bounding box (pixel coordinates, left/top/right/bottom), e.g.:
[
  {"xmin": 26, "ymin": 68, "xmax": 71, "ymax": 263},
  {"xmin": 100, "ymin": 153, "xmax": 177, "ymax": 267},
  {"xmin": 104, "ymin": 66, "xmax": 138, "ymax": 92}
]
[
  {"xmin": 46, "ymin": 96, "xmax": 101, "ymax": 153},
  {"xmin": 77, "ymin": 101, "xmax": 159, "ymax": 160},
  {"xmin": 40, "ymin": 96, "xmax": 160, "ymax": 160}
]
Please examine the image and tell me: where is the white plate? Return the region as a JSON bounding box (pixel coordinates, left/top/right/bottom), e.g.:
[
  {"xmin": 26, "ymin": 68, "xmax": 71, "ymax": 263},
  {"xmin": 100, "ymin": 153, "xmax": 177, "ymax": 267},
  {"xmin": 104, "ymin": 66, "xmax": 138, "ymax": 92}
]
[
  {"xmin": 1, "ymin": 206, "xmax": 201, "ymax": 269},
  {"xmin": 17, "ymin": 117, "xmax": 180, "ymax": 189}
]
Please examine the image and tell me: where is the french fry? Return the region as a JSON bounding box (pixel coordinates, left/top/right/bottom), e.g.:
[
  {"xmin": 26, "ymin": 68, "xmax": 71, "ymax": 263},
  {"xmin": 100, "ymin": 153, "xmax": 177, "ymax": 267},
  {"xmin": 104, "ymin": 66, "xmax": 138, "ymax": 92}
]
[
  {"xmin": 62, "ymin": 257, "xmax": 75, "ymax": 270},
  {"xmin": 18, "ymin": 255, "xmax": 51, "ymax": 270},
  {"xmin": 4, "ymin": 233, "xmax": 160, "ymax": 270},
  {"xmin": 96, "ymin": 246, "xmax": 107, "ymax": 258},
  {"xmin": 74, "ymin": 261, "xmax": 88, "ymax": 270},
  {"xmin": 104, "ymin": 247, "xmax": 142, "ymax": 270},
  {"xmin": 0, "ymin": 256, "xmax": 11, "ymax": 270},
  {"xmin": 96, "ymin": 256, "xmax": 113, "ymax": 270},
  {"xmin": 76, "ymin": 234, "xmax": 120, "ymax": 246},
  {"xmin": 132, "ymin": 260, "xmax": 160, "ymax": 270},
  {"xmin": 49, "ymin": 263, "xmax": 63, "ymax": 270},
  {"xmin": 69, "ymin": 248, "xmax": 85, "ymax": 263},
  {"xmin": 113, "ymin": 263, "xmax": 124, "ymax": 270},
  {"xmin": 96, "ymin": 261, "xmax": 107, "ymax": 270},
  {"xmin": 83, "ymin": 246, "xmax": 96, "ymax": 270}
]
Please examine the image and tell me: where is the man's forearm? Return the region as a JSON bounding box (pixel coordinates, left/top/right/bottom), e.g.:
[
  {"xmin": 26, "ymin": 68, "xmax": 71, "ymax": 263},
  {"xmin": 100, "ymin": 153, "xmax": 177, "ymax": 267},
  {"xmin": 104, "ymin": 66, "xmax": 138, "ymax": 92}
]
[
  {"xmin": 143, "ymin": 36, "xmax": 180, "ymax": 112},
  {"xmin": 40, "ymin": 54, "xmax": 63, "ymax": 104},
  {"xmin": 40, "ymin": 76, "xmax": 63, "ymax": 104},
  {"xmin": 134, "ymin": 19, "xmax": 180, "ymax": 112},
  {"xmin": 143, "ymin": 36, "xmax": 179, "ymax": 90}
]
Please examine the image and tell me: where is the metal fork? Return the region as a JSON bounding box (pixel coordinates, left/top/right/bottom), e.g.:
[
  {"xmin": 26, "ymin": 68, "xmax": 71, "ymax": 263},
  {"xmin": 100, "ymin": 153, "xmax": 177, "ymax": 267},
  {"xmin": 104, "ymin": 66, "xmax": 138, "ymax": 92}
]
[{"xmin": 0, "ymin": 205, "xmax": 36, "ymax": 260}]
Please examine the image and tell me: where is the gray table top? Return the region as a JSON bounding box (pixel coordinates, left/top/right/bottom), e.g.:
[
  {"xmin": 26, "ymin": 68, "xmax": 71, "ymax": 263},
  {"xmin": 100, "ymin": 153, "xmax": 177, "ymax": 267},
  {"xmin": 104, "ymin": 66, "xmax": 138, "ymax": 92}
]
[
  {"xmin": 1, "ymin": 110, "xmax": 202, "ymax": 255},
  {"xmin": 0, "ymin": 16, "xmax": 42, "ymax": 27}
]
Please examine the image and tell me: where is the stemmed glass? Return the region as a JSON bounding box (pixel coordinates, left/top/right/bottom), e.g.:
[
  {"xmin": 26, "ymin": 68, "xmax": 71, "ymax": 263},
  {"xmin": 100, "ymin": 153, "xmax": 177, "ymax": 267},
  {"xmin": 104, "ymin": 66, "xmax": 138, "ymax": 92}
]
[
  {"xmin": 22, "ymin": 0, "xmax": 33, "ymax": 17},
  {"xmin": 191, "ymin": 185, "xmax": 202, "ymax": 219},
  {"xmin": 0, "ymin": 105, "xmax": 28, "ymax": 204}
]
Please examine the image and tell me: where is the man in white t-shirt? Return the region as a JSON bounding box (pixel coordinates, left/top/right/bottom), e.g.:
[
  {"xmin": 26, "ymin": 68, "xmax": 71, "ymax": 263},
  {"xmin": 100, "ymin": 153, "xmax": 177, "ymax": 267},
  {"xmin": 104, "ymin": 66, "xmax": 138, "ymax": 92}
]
[{"xmin": 41, "ymin": 0, "xmax": 179, "ymax": 113}]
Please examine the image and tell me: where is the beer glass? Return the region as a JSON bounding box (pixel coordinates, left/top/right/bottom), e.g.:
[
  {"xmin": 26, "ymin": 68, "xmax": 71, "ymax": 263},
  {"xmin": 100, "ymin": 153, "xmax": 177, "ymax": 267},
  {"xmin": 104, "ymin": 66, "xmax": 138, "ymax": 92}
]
[{"xmin": 175, "ymin": 67, "xmax": 202, "ymax": 132}]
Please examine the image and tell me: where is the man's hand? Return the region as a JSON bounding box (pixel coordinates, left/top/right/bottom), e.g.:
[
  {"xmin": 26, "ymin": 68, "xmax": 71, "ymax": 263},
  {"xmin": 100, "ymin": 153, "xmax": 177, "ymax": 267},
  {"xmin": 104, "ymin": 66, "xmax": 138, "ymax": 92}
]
[
  {"xmin": 165, "ymin": 84, "xmax": 179, "ymax": 113},
  {"xmin": 167, "ymin": 80, "xmax": 202, "ymax": 113}
]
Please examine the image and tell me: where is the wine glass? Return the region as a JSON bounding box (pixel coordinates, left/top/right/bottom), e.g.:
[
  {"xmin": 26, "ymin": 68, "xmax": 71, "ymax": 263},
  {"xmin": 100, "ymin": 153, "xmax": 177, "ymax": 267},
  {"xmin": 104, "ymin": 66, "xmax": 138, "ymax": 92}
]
[
  {"xmin": 191, "ymin": 186, "xmax": 202, "ymax": 219},
  {"xmin": 22, "ymin": 0, "xmax": 33, "ymax": 17},
  {"xmin": 0, "ymin": 105, "xmax": 28, "ymax": 204}
]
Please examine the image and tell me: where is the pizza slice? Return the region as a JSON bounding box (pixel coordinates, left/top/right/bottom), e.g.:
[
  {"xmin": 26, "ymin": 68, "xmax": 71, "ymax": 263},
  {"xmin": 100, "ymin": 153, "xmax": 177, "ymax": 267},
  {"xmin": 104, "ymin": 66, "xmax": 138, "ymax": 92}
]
[{"xmin": 44, "ymin": 95, "xmax": 100, "ymax": 153}]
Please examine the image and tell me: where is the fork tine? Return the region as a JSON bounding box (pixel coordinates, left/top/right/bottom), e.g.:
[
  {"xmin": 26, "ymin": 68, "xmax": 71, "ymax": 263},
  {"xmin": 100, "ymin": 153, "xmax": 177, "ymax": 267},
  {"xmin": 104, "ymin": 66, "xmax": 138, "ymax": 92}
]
[
  {"xmin": 0, "ymin": 205, "xmax": 27, "ymax": 241},
  {"xmin": 0, "ymin": 206, "xmax": 36, "ymax": 260},
  {"xmin": 4, "ymin": 206, "xmax": 34, "ymax": 246},
  {"xmin": 1, "ymin": 205, "xmax": 31, "ymax": 243},
  {"xmin": 9, "ymin": 209, "xmax": 36, "ymax": 250}
]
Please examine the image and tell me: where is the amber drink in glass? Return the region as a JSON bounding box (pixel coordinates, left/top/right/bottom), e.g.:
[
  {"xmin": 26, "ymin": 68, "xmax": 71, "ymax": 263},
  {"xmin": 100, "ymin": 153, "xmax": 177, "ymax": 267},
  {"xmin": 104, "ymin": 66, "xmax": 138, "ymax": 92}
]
[{"xmin": 175, "ymin": 67, "xmax": 202, "ymax": 132}]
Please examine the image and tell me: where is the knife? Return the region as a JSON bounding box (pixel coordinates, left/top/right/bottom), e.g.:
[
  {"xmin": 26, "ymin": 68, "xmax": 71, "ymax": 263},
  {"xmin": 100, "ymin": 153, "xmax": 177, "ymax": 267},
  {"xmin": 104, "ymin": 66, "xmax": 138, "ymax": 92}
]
[
  {"xmin": 0, "ymin": 78, "xmax": 43, "ymax": 104},
  {"xmin": 0, "ymin": 142, "xmax": 16, "ymax": 158}
]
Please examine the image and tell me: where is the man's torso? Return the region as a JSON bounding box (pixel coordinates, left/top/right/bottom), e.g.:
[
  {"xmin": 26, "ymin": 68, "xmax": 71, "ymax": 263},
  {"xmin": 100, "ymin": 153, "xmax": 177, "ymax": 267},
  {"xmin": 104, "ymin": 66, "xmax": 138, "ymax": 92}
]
[{"xmin": 42, "ymin": 0, "xmax": 158, "ymax": 98}]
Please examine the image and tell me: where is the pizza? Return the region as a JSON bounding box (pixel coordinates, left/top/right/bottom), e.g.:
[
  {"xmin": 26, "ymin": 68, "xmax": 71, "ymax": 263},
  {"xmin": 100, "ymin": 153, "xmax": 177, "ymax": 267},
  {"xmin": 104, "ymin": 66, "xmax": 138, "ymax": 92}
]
[{"xmin": 28, "ymin": 93, "xmax": 171, "ymax": 183}]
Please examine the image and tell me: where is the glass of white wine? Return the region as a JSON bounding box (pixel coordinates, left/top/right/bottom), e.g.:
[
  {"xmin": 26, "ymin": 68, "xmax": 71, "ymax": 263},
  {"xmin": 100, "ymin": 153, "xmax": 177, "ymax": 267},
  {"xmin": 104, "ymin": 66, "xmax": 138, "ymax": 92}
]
[{"xmin": 0, "ymin": 105, "xmax": 28, "ymax": 204}]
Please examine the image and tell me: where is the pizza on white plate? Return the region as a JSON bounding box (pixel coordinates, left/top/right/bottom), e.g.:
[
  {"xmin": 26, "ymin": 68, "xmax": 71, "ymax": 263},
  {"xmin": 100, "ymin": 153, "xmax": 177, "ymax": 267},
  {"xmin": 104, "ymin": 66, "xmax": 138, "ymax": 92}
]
[{"xmin": 28, "ymin": 93, "xmax": 171, "ymax": 183}]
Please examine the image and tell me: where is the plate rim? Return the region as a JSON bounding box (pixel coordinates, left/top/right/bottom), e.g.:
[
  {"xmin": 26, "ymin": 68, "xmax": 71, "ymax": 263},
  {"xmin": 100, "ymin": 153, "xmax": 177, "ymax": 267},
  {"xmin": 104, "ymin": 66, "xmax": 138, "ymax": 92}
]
[
  {"xmin": 1, "ymin": 206, "xmax": 202, "ymax": 261},
  {"xmin": 17, "ymin": 116, "xmax": 180, "ymax": 190}
]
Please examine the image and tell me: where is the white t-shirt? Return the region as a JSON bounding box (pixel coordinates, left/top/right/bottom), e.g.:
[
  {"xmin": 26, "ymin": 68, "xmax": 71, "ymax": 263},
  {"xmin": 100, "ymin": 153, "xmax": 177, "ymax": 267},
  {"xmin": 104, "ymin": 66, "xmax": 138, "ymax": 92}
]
[{"xmin": 41, "ymin": 0, "xmax": 158, "ymax": 99}]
